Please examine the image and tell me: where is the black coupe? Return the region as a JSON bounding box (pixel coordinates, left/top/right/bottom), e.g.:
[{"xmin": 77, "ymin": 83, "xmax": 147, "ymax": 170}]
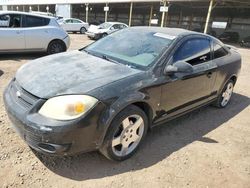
[{"xmin": 4, "ymin": 27, "xmax": 241, "ymax": 161}]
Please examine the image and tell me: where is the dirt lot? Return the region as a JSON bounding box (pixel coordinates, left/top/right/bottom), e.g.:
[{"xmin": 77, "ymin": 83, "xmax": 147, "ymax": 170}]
[{"xmin": 0, "ymin": 34, "xmax": 249, "ymax": 188}]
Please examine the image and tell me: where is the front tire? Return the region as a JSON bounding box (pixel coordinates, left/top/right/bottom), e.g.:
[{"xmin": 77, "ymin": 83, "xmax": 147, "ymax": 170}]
[
  {"xmin": 47, "ymin": 40, "xmax": 66, "ymax": 55},
  {"xmin": 213, "ymin": 80, "xmax": 234, "ymax": 108},
  {"xmin": 100, "ymin": 105, "xmax": 148, "ymax": 161},
  {"xmin": 102, "ymin": 33, "xmax": 108, "ymax": 38}
]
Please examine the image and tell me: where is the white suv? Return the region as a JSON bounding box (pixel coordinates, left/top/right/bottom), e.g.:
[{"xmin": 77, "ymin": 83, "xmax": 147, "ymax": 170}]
[{"xmin": 0, "ymin": 11, "xmax": 70, "ymax": 54}]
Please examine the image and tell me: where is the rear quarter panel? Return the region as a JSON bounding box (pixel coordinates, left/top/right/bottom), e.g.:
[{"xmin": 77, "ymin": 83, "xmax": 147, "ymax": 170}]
[{"xmin": 213, "ymin": 49, "xmax": 241, "ymax": 93}]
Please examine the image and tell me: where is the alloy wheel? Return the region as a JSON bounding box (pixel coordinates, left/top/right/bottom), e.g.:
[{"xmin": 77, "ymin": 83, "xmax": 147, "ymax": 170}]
[
  {"xmin": 111, "ymin": 115, "xmax": 144, "ymax": 157},
  {"xmin": 49, "ymin": 42, "xmax": 64, "ymax": 54},
  {"xmin": 221, "ymin": 82, "xmax": 234, "ymax": 107}
]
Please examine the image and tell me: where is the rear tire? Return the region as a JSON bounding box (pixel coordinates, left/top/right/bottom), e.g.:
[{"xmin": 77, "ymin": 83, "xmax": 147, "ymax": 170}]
[
  {"xmin": 80, "ymin": 27, "xmax": 87, "ymax": 34},
  {"xmin": 213, "ymin": 80, "xmax": 234, "ymax": 108},
  {"xmin": 47, "ymin": 40, "xmax": 66, "ymax": 55},
  {"xmin": 100, "ymin": 105, "xmax": 148, "ymax": 161}
]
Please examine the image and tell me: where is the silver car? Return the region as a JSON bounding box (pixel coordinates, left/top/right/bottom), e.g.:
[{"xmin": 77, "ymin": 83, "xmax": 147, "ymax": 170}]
[
  {"xmin": 0, "ymin": 11, "xmax": 70, "ymax": 54},
  {"xmin": 60, "ymin": 18, "xmax": 89, "ymax": 34},
  {"xmin": 86, "ymin": 22, "xmax": 128, "ymax": 40}
]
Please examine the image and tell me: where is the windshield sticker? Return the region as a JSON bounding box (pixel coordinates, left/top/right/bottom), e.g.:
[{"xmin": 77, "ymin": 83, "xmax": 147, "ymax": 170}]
[{"xmin": 154, "ymin": 33, "xmax": 176, "ymax": 40}]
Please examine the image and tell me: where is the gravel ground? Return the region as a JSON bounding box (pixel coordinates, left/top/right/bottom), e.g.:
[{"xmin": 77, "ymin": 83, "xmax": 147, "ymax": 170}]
[{"xmin": 0, "ymin": 34, "xmax": 249, "ymax": 188}]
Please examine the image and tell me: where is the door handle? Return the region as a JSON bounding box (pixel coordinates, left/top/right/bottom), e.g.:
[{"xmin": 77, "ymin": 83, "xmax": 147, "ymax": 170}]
[
  {"xmin": 16, "ymin": 31, "xmax": 21, "ymax": 34},
  {"xmin": 207, "ymin": 72, "xmax": 213, "ymax": 78}
]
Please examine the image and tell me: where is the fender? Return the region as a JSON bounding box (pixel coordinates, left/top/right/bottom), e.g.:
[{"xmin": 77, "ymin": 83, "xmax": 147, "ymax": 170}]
[
  {"xmin": 95, "ymin": 91, "xmax": 155, "ymax": 147},
  {"xmin": 218, "ymin": 74, "xmax": 238, "ymax": 95}
]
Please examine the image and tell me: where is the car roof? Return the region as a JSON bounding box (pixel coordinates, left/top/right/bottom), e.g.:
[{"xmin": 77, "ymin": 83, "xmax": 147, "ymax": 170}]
[
  {"xmin": 0, "ymin": 11, "xmax": 54, "ymax": 19},
  {"xmin": 64, "ymin": 18, "xmax": 82, "ymax": 21},
  {"xmin": 129, "ymin": 26, "xmax": 200, "ymax": 38},
  {"xmin": 106, "ymin": 22, "xmax": 127, "ymax": 25}
]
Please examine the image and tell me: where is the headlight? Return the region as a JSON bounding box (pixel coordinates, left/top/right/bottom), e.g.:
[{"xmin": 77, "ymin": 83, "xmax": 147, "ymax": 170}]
[{"xmin": 39, "ymin": 95, "xmax": 98, "ymax": 120}]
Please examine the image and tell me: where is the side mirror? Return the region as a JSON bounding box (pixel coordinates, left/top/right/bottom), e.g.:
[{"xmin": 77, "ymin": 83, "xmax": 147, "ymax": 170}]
[{"xmin": 164, "ymin": 61, "xmax": 194, "ymax": 75}]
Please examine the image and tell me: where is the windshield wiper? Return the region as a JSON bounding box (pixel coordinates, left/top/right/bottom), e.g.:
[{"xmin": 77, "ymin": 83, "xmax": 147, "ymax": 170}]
[
  {"xmin": 124, "ymin": 64, "xmax": 138, "ymax": 69},
  {"xmin": 102, "ymin": 55, "xmax": 139, "ymax": 69},
  {"xmin": 82, "ymin": 49, "xmax": 118, "ymax": 64},
  {"xmin": 102, "ymin": 55, "xmax": 120, "ymax": 64},
  {"xmin": 82, "ymin": 49, "xmax": 100, "ymax": 57}
]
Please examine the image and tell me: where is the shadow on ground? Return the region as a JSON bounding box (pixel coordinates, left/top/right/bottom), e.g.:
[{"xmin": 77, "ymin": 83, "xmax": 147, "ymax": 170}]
[
  {"xmin": 35, "ymin": 93, "xmax": 250, "ymax": 181},
  {"xmin": 0, "ymin": 53, "xmax": 46, "ymax": 62},
  {"xmin": 0, "ymin": 70, "xmax": 3, "ymax": 77}
]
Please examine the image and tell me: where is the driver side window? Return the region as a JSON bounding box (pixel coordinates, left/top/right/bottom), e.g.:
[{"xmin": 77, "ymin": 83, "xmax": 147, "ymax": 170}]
[
  {"xmin": 173, "ymin": 38, "xmax": 211, "ymax": 66},
  {"xmin": 0, "ymin": 14, "xmax": 21, "ymax": 28},
  {"xmin": 65, "ymin": 19, "xmax": 72, "ymax": 23},
  {"xmin": 112, "ymin": 24, "xmax": 119, "ymax": 30}
]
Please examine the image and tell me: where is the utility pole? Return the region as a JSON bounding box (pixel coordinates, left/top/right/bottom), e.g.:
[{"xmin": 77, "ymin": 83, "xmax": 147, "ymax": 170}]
[
  {"xmin": 85, "ymin": 4, "xmax": 89, "ymax": 23},
  {"xmin": 204, "ymin": 0, "xmax": 214, "ymax": 34},
  {"xmin": 149, "ymin": 5, "xmax": 153, "ymax": 26},
  {"xmin": 160, "ymin": 0, "xmax": 167, "ymax": 27},
  {"xmin": 104, "ymin": 3, "xmax": 108, "ymax": 22},
  {"xmin": 129, "ymin": 2, "xmax": 133, "ymax": 26}
]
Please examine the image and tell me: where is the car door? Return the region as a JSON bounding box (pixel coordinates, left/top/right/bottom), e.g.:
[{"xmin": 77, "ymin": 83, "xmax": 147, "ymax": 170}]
[
  {"xmin": 159, "ymin": 36, "xmax": 217, "ymax": 119},
  {"xmin": 0, "ymin": 14, "xmax": 25, "ymax": 51},
  {"xmin": 23, "ymin": 15, "xmax": 51, "ymax": 50},
  {"xmin": 71, "ymin": 19, "xmax": 82, "ymax": 31},
  {"xmin": 62, "ymin": 19, "xmax": 72, "ymax": 31}
]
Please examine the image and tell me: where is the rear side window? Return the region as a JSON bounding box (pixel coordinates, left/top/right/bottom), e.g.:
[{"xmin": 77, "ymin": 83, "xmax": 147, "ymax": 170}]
[
  {"xmin": 72, "ymin": 19, "xmax": 81, "ymax": 23},
  {"xmin": 119, "ymin": 24, "xmax": 127, "ymax": 29},
  {"xmin": 173, "ymin": 38, "xmax": 211, "ymax": 66},
  {"xmin": 213, "ymin": 42, "xmax": 228, "ymax": 59},
  {"xmin": 25, "ymin": 15, "xmax": 50, "ymax": 27}
]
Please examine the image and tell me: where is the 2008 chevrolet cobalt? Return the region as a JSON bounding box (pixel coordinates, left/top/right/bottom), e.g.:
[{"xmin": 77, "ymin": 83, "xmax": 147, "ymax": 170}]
[{"xmin": 4, "ymin": 27, "xmax": 241, "ymax": 161}]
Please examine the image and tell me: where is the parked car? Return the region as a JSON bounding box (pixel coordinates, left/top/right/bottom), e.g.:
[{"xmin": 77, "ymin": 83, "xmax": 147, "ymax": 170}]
[
  {"xmin": 219, "ymin": 31, "xmax": 239, "ymax": 43},
  {"xmin": 86, "ymin": 22, "xmax": 128, "ymax": 40},
  {"xmin": 0, "ymin": 11, "xmax": 70, "ymax": 54},
  {"xmin": 240, "ymin": 36, "xmax": 250, "ymax": 48},
  {"xmin": 4, "ymin": 27, "xmax": 241, "ymax": 161},
  {"xmin": 60, "ymin": 18, "xmax": 89, "ymax": 34}
]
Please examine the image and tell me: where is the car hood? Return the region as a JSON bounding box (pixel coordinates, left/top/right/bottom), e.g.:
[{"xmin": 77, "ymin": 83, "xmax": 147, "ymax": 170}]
[{"xmin": 15, "ymin": 50, "xmax": 141, "ymax": 99}]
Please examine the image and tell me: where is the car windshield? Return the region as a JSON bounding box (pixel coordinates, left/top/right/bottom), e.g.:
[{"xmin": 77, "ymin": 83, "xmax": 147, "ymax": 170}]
[
  {"xmin": 99, "ymin": 22, "xmax": 112, "ymax": 29},
  {"xmin": 83, "ymin": 28, "xmax": 175, "ymax": 69}
]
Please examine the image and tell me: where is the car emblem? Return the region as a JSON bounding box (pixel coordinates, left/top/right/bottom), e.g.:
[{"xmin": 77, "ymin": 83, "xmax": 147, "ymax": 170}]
[{"xmin": 16, "ymin": 91, "xmax": 21, "ymax": 98}]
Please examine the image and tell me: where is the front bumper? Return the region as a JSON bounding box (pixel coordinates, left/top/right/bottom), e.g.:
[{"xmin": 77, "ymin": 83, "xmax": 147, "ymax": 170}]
[
  {"xmin": 86, "ymin": 32, "xmax": 101, "ymax": 40},
  {"xmin": 3, "ymin": 80, "xmax": 105, "ymax": 156}
]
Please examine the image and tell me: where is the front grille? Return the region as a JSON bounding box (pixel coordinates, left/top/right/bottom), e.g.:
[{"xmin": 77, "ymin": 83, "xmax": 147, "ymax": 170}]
[{"xmin": 10, "ymin": 79, "xmax": 39, "ymax": 110}]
